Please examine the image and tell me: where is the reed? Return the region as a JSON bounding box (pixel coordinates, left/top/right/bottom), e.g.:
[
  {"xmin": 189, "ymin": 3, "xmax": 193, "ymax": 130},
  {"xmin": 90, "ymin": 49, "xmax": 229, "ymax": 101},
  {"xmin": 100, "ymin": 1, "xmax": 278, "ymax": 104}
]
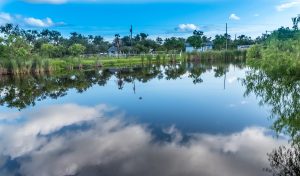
[{"xmin": 0, "ymin": 49, "xmax": 247, "ymax": 75}]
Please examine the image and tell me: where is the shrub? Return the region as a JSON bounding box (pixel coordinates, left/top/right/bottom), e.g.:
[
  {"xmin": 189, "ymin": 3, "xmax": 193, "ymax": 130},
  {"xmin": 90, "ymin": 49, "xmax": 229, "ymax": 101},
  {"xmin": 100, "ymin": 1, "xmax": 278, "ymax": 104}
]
[{"xmin": 247, "ymin": 45, "xmax": 262, "ymax": 59}]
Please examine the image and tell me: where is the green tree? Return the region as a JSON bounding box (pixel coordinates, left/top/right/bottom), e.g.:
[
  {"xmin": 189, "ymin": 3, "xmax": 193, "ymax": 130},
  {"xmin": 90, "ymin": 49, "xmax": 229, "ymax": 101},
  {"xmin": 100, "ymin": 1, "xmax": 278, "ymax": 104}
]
[
  {"xmin": 0, "ymin": 37, "xmax": 5, "ymax": 58},
  {"xmin": 68, "ymin": 44, "xmax": 86, "ymax": 56},
  {"xmin": 213, "ymin": 34, "xmax": 231, "ymax": 50},
  {"xmin": 40, "ymin": 43, "xmax": 57, "ymax": 58},
  {"xmin": 156, "ymin": 37, "xmax": 163, "ymax": 45},
  {"xmin": 139, "ymin": 33, "xmax": 148, "ymax": 41},
  {"xmin": 4, "ymin": 35, "xmax": 32, "ymax": 59},
  {"xmin": 114, "ymin": 34, "xmax": 121, "ymax": 56},
  {"xmin": 187, "ymin": 30, "xmax": 207, "ymax": 49},
  {"xmin": 266, "ymin": 145, "xmax": 300, "ymax": 176},
  {"xmin": 233, "ymin": 35, "xmax": 254, "ymax": 47},
  {"xmin": 292, "ymin": 14, "xmax": 300, "ymax": 30},
  {"xmin": 164, "ymin": 37, "xmax": 185, "ymax": 51}
]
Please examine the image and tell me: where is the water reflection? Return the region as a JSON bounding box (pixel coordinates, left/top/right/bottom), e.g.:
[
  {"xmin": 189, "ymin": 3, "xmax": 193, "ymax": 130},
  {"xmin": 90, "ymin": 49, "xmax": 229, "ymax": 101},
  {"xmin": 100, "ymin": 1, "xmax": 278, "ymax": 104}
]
[
  {"xmin": 243, "ymin": 67, "xmax": 300, "ymax": 143},
  {"xmin": 0, "ymin": 60, "xmax": 244, "ymax": 109},
  {"xmin": 0, "ymin": 103, "xmax": 286, "ymax": 176},
  {"xmin": 242, "ymin": 66, "xmax": 300, "ymax": 175},
  {"xmin": 1, "ymin": 58, "xmax": 297, "ymax": 176}
]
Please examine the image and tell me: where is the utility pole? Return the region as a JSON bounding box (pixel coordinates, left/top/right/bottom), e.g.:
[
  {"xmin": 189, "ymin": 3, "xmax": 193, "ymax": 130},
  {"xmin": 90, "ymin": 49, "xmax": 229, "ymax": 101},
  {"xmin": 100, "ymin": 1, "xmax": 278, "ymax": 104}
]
[
  {"xmin": 130, "ymin": 25, "xmax": 133, "ymax": 55},
  {"xmin": 225, "ymin": 23, "xmax": 228, "ymax": 51}
]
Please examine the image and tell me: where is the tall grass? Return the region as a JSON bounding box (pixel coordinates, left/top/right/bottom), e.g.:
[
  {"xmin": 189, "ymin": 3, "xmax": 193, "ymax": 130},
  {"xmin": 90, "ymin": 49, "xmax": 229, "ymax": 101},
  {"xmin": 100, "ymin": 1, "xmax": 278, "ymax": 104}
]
[
  {"xmin": 0, "ymin": 50, "xmax": 246, "ymax": 75},
  {"xmin": 0, "ymin": 57, "xmax": 53, "ymax": 75},
  {"xmin": 247, "ymin": 38, "xmax": 300, "ymax": 77}
]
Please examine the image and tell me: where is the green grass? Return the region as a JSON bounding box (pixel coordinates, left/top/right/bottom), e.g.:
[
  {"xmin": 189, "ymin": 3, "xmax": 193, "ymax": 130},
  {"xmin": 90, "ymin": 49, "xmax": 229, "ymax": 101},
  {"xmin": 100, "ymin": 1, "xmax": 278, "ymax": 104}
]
[{"xmin": 246, "ymin": 37, "xmax": 300, "ymax": 77}]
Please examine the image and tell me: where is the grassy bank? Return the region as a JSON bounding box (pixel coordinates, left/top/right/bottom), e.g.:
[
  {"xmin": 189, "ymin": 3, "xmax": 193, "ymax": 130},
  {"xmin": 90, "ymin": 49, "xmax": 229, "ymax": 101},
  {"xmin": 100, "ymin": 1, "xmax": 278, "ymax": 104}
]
[
  {"xmin": 0, "ymin": 50, "xmax": 246, "ymax": 75},
  {"xmin": 246, "ymin": 36, "xmax": 300, "ymax": 77}
]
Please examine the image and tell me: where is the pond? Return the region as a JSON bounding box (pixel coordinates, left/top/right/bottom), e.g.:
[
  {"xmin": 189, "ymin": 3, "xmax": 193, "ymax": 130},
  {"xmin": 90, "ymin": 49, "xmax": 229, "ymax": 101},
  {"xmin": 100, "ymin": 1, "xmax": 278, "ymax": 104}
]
[{"xmin": 0, "ymin": 59, "xmax": 297, "ymax": 176}]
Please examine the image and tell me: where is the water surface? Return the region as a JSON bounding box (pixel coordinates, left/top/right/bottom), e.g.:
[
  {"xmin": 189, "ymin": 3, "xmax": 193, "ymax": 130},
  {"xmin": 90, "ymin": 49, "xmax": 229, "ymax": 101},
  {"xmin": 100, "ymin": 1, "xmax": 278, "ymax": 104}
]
[{"xmin": 0, "ymin": 60, "xmax": 291, "ymax": 176}]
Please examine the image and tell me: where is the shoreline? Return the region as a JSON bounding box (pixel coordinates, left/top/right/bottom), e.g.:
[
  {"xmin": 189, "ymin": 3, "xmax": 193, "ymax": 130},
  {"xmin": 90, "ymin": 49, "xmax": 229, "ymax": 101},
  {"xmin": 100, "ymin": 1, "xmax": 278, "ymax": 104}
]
[{"xmin": 0, "ymin": 50, "xmax": 247, "ymax": 76}]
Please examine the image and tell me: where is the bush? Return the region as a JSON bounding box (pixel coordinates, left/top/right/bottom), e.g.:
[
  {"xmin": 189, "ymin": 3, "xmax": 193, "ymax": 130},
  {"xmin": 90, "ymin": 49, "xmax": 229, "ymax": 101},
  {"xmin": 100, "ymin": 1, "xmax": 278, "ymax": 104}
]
[
  {"xmin": 68, "ymin": 44, "xmax": 86, "ymax": 57},
  {"xmin": 247, "ymin": 45, "xmax": 262, "ymax": 59}
]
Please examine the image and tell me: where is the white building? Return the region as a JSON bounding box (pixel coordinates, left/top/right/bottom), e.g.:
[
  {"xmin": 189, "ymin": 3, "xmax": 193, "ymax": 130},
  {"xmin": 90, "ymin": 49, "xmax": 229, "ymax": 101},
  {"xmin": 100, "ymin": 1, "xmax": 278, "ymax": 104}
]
[
  {"xmin": 237, "ymin": 45, "xmax": 252, "ymax": 50},
  {"xmin": 185, "ymin": 42, "xmax": 213, "ymax": 53},
  {"xmin": 108, "ymin": 46, "xmax": 119, "ymax": 57}
]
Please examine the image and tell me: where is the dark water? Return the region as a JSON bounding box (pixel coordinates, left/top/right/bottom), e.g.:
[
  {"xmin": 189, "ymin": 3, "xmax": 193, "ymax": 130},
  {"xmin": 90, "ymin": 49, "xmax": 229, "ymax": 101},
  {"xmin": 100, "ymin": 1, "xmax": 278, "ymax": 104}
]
[{"xmin": 0, "ymin": 60, "xmax": 297, "ymax": 176}]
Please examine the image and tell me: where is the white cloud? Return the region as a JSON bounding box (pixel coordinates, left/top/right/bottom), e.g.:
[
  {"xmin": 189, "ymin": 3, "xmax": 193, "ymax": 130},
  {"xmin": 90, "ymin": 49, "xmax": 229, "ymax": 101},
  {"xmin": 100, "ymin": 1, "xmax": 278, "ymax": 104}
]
[
  {"xmin": 276, "ymin": 0, "xmax": 300, "ymax": 11},
  {"xmin": 0, "ymin": 112, "xmax": 21, "ymax": 121},
  {"xmin": 254, "ymin": 13, "xmax": 260, "ymax": 17},
  {"xmin": 227, "ymin": 76, "xmax": 237, "ymax": 84},
  {"xmin": 24, "ymin": 17, "xmax": 54, "ymax": 27},
  {"xmin": 0, "ymin": 12, "xmax": 63, "ymax": 27},
  {"xmin": 26, "ymin": 0, "xmax": 68, "ymax": 4},
  {"xmin": 0, "ymin": 103, "xmax": 288, "ymax": 176},
  {"xmin": 0, "ymin": 12, "xmax": 13, "ymax": 24},
  {"xmin": 176, "ymin": 24, "xmax": 199, "ymax": 32},
  {"xmin": 229, "ymin": 13, "xmax": 240, "ymax": 20}
]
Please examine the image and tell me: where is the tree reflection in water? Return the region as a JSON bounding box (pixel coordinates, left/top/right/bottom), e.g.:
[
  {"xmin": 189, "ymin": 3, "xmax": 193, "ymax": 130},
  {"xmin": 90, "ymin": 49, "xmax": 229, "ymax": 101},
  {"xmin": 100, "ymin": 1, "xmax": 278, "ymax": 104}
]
[
  {"xmin": 242, "ymin": 67, "xmax": 300, "ymax": 175},
  {"xmin": 0, "ymin": 59, "xmax": 242, "ymax": 110}
]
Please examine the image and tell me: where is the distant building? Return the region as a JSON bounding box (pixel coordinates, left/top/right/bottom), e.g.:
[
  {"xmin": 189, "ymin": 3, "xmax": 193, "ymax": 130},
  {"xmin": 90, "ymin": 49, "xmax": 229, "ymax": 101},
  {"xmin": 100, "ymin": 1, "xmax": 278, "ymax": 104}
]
[
  {"xmin": 108, "ymin": 46, "xmax": 118, "ymax": 57},
  {"xmin": 237, "ymin": 45, "xmax": 252, "ymax": 50},
  {"xmin": 185, "ymin": 42, "xmax": 213, "ymax": 53}
]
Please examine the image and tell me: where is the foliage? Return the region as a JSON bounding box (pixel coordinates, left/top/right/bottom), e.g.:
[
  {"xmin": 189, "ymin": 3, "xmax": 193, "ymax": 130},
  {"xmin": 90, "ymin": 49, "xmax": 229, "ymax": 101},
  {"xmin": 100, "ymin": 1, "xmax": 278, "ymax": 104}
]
[
  {"xmin": 213, "ymin": 34, "xmax": 228, "ymax": 50},
  {"xmin": 186, "ymin": 30, "xmax": 208, "ymax": 49},
  {"xmin": 41, "ymin": 43, "xmax": 60, "ymax": 58},
  {"xmin": 164, "ymin": 37, "xmax": 185, "ymax": 51},
  {"xmin": 2, "ymin": 35, "xmax": 32, "ymax": 59},
  {"xmin": 247, "ymin": 34, "xmax": 300, "ymax": 77},
  {"xmin": 0, "ymin": 59, "xmax": 244, "ymax": 109},
  {"xmin": 68, "ymin": 44, "xmax": 86, "ymax": 56},
  {"xmin": 292, "ymin": 14, "xmax": 300, "ymax": 30},
  {"xmin": 247, "ymin": 45, "xmax": 262, "ymax": 59},
  {"xmin": 266, "ymin": 145, "xmax": 300, "ymax": 176},
  {"xmin": 243, "ymin": 68, "xmax": 300, "ymax": 144}
]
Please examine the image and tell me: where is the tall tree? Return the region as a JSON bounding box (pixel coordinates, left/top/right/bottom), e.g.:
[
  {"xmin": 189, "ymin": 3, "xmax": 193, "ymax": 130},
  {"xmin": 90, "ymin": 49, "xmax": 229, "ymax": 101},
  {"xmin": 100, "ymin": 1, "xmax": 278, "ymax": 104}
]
[
  {"xmin": 292, "ymin": 14, "xmax": 300, "ymax": 30},
  {"xmin": 187, "ymin": 30, "xmax": 207, "ymax": 49},
  {"xmin": 114, "ymin": 34, "xmax": 121, "ymax": 56}
]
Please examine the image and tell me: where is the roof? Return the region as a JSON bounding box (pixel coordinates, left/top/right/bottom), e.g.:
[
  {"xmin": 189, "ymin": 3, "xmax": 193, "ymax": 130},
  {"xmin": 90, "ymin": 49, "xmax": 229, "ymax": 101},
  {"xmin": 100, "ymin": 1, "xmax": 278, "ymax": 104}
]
[
  {"xmin": 185, "ymin": 42, "xmax": 213, "ymax": 47},
  {"xmin": 185, "ymin": 43, "xmax": 192, "ymax": 47},
  {"xmin": 108, "ymin": 46, "xmax": 118, "ymax": 52}
]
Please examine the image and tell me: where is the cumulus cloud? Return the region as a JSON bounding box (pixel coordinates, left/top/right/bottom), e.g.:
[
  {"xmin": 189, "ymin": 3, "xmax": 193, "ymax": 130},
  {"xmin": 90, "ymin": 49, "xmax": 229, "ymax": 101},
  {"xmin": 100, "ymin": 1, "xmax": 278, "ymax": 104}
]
[
  {"xmin": 276, "ymin": 0, "xmax": 300, "ymax": 11},
  {"xmin": 0, "ymin": 12, "xmax": 63, "ymax": 27},
  {"xmin": 24, "ymin": 17, "xmax": 54, "ymax": 27},
  {"xmin": 227, "ymin": 76, "xmax": 238, "ymax": 84},
  {"xmin": 0, "ymin": 12, "xmax": 13, "ymax": 24},
  {"xmin": 0, "ymin": 112, "xmax": 21, "ymax": 121},
  {"xmin": 229, "ymin": 13, "xmax": 240, "ymax": 20},
  {"xmin": 0, "ymin": 103, "xmax": 287, "ymax": 176},
  {"xmin": 176, "ymin": 24, "xmax": 199, "ymax": 32}
]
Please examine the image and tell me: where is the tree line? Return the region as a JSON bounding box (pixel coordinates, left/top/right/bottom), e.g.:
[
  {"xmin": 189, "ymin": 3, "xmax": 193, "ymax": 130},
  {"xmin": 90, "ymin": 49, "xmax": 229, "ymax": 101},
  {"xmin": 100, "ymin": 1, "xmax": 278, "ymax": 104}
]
[
  {"xmin": 1, "ymin": 13, "xmax": 299, "ymax": 60},
  {"xmin": 0, "ymin": 23, "xmax": 261, "ymax": 59}
]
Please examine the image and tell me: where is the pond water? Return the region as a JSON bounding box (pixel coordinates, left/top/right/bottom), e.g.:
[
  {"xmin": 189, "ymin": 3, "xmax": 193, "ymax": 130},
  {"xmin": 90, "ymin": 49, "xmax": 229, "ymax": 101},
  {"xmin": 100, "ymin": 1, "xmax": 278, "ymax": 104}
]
[{"xmin": 0, "ymin": 60, "xmax": 294, "ymax": 176}]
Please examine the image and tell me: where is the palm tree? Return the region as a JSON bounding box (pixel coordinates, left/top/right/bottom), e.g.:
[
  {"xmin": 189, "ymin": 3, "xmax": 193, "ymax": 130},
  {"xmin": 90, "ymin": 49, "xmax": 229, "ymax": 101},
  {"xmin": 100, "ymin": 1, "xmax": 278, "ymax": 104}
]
[
  {"xmin": 292, "ymin": 14, "xmax": 300, "ymax": 30},
  {"xmin": 114, "ymin": 34, "xmax": 120, "ymax": 58}
]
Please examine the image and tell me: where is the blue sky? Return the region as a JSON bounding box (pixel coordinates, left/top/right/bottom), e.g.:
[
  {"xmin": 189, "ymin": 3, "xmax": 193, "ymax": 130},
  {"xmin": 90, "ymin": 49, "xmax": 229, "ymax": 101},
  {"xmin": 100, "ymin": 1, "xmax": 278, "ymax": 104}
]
[{"xmin": 0, "ymin": 0, "xmax": 299, "ymax": 40}]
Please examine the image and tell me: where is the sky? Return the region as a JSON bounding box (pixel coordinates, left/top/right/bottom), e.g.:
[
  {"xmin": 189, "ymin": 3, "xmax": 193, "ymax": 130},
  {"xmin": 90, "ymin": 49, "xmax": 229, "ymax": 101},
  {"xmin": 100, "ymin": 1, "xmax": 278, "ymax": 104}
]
[{"xmin": 0, "ymin": 0, "xmax": 299, "ymax": 40}]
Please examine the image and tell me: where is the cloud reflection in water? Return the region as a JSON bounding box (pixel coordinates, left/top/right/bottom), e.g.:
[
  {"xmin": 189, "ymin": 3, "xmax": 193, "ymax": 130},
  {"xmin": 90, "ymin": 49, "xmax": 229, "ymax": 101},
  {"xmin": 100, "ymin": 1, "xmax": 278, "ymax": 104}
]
[{"xmin": 0, "ymin": 104, "xmax": 286, "ymax": 176}]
